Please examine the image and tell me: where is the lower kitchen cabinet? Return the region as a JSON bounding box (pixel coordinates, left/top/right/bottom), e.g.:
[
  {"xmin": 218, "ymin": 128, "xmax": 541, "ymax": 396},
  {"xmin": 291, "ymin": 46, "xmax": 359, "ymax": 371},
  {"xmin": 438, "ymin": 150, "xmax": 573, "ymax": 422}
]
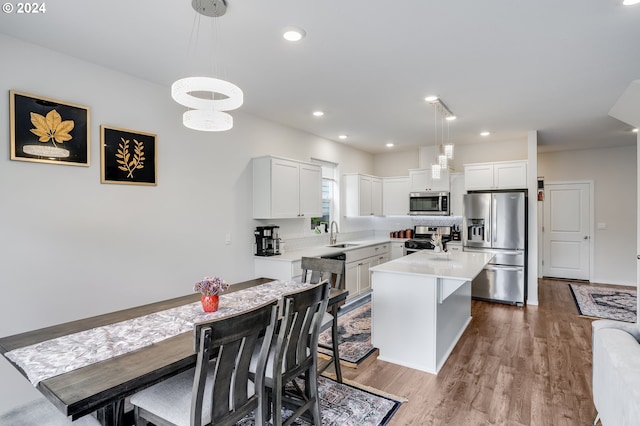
[
  {"xmin": 345, "ymin": 243, "xmax": 389, "ymax": 301},
  {"xmin": 254, "ymin": 258, "xmax": 302, "ymax": 282},
  {"xmin": 390, "ymin": 241, "xmax": 406, "ymax": 260}
]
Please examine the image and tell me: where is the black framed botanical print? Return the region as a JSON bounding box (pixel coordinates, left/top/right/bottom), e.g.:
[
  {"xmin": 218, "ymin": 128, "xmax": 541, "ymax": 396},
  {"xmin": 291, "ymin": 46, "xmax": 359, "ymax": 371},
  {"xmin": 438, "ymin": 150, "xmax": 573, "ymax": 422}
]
[
  {"xmin": 10, "ymin": 90, "xmax": 90, "ymax": 166},
  {"xmin": 100, "ymin": 125, "xmax": 157, "ymax": 186}
]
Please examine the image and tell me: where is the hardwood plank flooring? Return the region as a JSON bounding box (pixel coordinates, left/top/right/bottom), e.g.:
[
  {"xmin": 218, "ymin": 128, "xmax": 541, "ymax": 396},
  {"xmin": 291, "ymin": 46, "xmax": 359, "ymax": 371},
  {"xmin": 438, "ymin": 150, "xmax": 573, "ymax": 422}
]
[{"xmin": 340, "ymin": 278, "xmax": 598, "ymax": 425}]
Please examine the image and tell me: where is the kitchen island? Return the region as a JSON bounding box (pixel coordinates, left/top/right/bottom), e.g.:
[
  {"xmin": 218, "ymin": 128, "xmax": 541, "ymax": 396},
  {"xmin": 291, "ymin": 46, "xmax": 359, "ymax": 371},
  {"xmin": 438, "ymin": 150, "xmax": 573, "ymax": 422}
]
[{"xmin": 369, "ymin": 250, "xmax": 493, "ymax": 374}]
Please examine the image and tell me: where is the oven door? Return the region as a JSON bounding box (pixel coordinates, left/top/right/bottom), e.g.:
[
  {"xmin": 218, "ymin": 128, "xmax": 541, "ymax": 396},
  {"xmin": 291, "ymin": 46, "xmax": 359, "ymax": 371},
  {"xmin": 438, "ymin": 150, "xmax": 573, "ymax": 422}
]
[{"xmin": 409, "ymin": 192, "xmax": 449, "ymax": 215}]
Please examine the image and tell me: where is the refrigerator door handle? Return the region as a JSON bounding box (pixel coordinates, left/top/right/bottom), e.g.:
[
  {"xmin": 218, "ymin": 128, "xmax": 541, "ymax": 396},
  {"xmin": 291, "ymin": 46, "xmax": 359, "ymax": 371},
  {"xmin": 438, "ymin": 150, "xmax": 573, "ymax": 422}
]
[
  {"xmin": 484, "ymin": 264, "xmax": 524, "ymax": 272},
  {"xmin": 464, "ymin": 247, "xmax": 524, "ymax": 256},
  {"xmin": 491, "ymin": 194, "xmax": 497, "ymax": 244}
]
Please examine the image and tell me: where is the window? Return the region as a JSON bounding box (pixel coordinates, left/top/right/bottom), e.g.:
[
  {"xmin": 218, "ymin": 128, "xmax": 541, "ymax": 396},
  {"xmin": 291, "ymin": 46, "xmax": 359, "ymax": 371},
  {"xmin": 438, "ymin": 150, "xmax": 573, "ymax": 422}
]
[{"xmin": 310, "ymin": 159, "xmax": 338, "ymax": 231}]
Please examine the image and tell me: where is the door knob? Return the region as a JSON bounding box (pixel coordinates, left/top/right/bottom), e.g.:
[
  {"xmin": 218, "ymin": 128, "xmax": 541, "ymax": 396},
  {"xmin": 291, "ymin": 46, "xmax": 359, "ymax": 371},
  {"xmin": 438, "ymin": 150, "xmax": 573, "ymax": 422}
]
[{"xmin": 583, "ymin": 236, "xmax": 589, "ymax": 240}]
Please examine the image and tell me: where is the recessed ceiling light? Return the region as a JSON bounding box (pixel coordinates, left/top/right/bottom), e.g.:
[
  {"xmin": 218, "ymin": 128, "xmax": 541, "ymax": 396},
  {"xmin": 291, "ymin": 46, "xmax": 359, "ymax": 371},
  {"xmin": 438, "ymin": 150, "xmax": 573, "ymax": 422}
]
[
  {"xmin": 312, "ymin": 111, "xmax": 324, "ymax": 117},
  {"xmin": 633, "ymin": 128, "xmax": 639, "ymax": 133},
  {"xmin": 424, "ymin": 95, "xmax": 439, "ymax": 103},
  {"xmin": 480, "ymin": 131, "xmax": 490, "ymax": 137},
  {"xmin": 445, "ymin": 115, "xmax": 457, "ymax": 121},
  {"xmin": 386, "ymin": 143, "xmax": 394, "ymax": 148},
  {"xmin": 623, "ymin": 0, "xmax": 640, "ymax": 5},
  {"xmin": 338, "ymin": 134, "xmax": 348, "ymax": 139},
  {"xmin": 282, "ymin": 27, "xmax": 306, "ymax": 42}
]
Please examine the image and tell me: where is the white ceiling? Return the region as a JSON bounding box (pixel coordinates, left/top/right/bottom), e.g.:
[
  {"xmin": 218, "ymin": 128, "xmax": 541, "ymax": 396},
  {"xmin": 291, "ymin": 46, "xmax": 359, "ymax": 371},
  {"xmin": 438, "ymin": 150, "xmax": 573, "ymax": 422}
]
[{"xmin": 1, "ymin": 0, "xmax": 640, "ymax": 154}]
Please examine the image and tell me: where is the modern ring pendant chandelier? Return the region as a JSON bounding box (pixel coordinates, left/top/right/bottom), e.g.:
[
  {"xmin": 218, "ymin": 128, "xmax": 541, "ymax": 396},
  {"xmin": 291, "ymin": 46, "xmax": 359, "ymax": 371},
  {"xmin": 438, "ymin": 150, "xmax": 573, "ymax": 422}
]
[{"xmin": 172, "ymin": 0, "xmax": 243, "ymax": 132}]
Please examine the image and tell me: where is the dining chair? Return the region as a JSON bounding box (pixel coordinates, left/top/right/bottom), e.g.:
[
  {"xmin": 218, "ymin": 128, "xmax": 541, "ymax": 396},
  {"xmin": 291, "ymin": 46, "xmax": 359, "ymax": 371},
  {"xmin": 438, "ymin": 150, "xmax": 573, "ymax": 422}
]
[
  {"xmin": 300, "ymin": 256, "xmax": 345, "ymax": 383},
  {"xmin": 129, "ymin": 299, "xmax": 279, "ymax": 426},
  {"xmin": 0, "ymin": 395, "xmax": 101, "ymax": 426},
  {"xmin": 251, "ymin": 281, "xmax": 330, "ymax": 426}
]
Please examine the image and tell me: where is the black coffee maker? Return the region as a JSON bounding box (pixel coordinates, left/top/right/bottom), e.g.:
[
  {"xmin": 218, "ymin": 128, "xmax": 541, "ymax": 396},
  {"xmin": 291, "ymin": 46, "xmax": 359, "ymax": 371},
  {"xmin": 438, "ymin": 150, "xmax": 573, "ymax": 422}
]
[{"xmin": 254, "ymin": 225, "xmax": 281, "ymax": 256}]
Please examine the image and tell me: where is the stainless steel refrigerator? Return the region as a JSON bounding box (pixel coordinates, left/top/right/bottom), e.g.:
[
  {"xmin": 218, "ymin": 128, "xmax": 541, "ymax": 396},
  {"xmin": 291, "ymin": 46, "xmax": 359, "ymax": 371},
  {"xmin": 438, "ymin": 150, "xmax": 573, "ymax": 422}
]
[{"xmin": 463, "ymin": 191, "xmax": 527, "ymax": 305}]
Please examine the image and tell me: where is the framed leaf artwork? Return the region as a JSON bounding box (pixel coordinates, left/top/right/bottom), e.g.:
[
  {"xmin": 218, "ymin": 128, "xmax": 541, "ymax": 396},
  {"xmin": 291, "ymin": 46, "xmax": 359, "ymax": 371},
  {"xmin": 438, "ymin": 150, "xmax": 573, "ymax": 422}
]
[
  {"xmin": 100, "ymin": 125, "xmax": 157, "ymax": 186},
  {"xmin": 10, "ymin": 90, "xmax": 90, "ymax": 166}
]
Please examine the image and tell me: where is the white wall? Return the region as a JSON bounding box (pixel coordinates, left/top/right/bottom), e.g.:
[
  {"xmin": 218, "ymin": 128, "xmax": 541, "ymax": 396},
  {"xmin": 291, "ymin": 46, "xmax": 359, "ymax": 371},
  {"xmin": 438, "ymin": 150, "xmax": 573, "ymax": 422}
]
[
  {"xmin": 372, "ymin": 149, "xmax": 419, "ymax": 177},
  {"xmin": 538, "ymin": 145, "xmax": 637, "ymax": 286},
  {"xmin": 0, "ymin": 35, "xmax": 373, "ymax": 413}
]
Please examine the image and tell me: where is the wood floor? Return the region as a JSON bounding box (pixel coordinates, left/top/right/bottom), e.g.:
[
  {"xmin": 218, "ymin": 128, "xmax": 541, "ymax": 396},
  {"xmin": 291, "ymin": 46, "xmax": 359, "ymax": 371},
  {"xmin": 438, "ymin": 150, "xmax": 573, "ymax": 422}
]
[{"xmin": 342, "ymin": 278, "xmax": 598, "ymax": 426}]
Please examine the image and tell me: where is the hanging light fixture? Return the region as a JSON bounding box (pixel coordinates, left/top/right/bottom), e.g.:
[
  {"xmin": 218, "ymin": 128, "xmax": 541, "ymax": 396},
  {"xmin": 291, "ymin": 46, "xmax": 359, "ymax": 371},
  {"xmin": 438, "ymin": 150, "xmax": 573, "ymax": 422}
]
[
  {"xmin": 426, "ymin": 96, "xmax": 456, "ymax": 177},
  {"xmin": 430, "ymin": 103, "xmax": 441, "ymax": 179},
  {"xmin": 172, "ymin": 0, "xmax": 243, "ymax": 132}
]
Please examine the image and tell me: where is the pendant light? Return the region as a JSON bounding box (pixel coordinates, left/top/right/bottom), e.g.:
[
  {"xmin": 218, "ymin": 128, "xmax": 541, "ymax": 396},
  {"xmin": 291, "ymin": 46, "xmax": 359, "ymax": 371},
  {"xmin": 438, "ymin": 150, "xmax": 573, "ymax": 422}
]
[
  {"xmin": 172, "ymin": 0, "xmax": 243, "ymax": 132},
  {"xmin": 431, "ymin": 103, "xmax": 441, "ymax": 179},
  {"xmin": 426, "ymin": 96, "xmax": 456, "ymax": 178}
]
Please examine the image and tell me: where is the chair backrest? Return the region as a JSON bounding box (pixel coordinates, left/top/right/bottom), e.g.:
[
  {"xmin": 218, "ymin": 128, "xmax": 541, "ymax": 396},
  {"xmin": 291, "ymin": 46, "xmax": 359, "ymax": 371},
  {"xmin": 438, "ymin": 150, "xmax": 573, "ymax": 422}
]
[
  {"xmin": 191, "ymin": 299, "xmax": 278, "ymax": 426},
  {"xmin": 273, "ymin": 281, "xmax": 330, "ymax": 381},
  {"xmin": 301, "ymin": 257, "xmax": 345, "ymax": 291}
]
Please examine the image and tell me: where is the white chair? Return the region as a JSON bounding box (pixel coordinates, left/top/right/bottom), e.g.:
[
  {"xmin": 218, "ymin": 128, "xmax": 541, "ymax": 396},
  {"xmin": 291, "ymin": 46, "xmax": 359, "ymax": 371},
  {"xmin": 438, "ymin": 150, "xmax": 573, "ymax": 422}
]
[
  {"xmin": 0, "ymin": 396, "xmax": 101, "ymax": 426},
  {"xmin": 592, "ymin": 319, "xmax": 640, "ymax": 426}
]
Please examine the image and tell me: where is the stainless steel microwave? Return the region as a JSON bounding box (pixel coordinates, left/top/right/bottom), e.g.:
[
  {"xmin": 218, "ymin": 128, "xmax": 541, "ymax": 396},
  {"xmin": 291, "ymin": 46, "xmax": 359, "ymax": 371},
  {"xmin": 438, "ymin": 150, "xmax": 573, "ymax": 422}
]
[{"xmin": 409, "ymin": 192, "xmax": 450, "ymax": 215}]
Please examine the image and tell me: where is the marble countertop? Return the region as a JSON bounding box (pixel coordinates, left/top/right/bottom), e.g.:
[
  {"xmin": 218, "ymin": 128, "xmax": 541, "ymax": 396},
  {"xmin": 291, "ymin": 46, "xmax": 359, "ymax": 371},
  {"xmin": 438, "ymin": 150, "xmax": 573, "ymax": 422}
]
[
  {"xmin": 369, "ymin": 250, "xmax": 494, "ymax": 281},
  {"xmin": 255, "ymin": 238, "xmax": 393, "ymax": 262}
]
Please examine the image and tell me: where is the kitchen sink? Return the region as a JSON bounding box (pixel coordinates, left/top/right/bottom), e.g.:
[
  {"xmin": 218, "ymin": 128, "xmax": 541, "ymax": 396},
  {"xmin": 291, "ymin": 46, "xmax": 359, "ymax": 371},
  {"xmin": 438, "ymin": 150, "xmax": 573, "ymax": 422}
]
[{"xmin": 327, "ymin": 243, "xmax": 360, "ymax": 248}]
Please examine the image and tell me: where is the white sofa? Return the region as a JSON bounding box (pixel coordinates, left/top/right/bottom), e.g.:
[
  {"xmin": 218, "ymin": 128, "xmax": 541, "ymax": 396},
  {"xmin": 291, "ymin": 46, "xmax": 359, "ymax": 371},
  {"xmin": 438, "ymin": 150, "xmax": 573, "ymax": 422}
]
[{"xmin": 592, "ymin": 320, "xmax": 640, "ymax": 426}]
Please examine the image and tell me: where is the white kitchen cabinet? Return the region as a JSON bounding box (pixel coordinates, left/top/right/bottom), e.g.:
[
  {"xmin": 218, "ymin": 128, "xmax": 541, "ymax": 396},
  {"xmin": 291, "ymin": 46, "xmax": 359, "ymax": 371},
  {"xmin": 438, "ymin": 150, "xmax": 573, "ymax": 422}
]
[
  {"xmin": 254, "ymin": 258, "xmax": 303, "ymax": 282},
  {"xmin": 449, "ymin": 172, "xmax": 465, "ymax": 216},
  {"xmin": 464, "ymin": 161, "xmax": 527, "ymax": 191},
  {"xmin": 252, "ymin": 156, "xmax": 322, "ymax": 219},
  {"xmin": 494, "ymin": 161, "xmax": 527, "ymax": 189},
  {"xmin": 409, "ymin": 168, "xmax": 450, "ymax": 192},
  {"xmin": 344, "ymin": 174, "xmax": 383, "ymax": 216},
  {"xmin": 345, "ymin": 243, "xmax": 389, "ymax": 300},
  {"xmin": 382, "ymin": 177, "xmax": 410, "ymax": 216},
  {"xmin": 390, "ymin": 241, "xmax": 406, "ymax": 259}
]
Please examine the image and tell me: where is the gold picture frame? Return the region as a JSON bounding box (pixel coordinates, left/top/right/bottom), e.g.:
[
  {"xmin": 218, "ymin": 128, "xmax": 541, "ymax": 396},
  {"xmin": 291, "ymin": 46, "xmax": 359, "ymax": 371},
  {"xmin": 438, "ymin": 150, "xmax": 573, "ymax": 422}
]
[
  {"xmin": 10, "ymin": 90, "xmax": 90, "ymax": 166},
  {"xmin": 100, "ymin": 125, "xmax": 157, "ymax": 186}
]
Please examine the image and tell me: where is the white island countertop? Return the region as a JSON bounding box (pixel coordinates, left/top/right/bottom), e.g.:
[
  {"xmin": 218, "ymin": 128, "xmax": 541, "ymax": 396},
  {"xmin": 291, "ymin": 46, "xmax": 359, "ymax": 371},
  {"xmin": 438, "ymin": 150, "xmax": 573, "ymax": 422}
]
[{"xmin": 369, "ymin": 250, "xmax": 494, "ymax": 281}]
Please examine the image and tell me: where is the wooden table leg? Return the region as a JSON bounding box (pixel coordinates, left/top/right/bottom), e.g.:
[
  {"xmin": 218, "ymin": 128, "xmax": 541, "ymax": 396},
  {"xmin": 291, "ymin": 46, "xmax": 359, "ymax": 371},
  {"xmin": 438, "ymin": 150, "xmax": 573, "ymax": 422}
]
[{"xmin": 96, "ymin": 399, "xmax": 125, "ymax": 426}]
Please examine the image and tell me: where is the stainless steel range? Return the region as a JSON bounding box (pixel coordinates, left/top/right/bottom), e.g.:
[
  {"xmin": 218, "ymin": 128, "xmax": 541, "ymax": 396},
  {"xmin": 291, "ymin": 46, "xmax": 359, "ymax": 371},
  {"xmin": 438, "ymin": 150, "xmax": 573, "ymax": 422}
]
[{"xmin": 404, "ymin": 226, "xmax": 452, "ymax": 255}]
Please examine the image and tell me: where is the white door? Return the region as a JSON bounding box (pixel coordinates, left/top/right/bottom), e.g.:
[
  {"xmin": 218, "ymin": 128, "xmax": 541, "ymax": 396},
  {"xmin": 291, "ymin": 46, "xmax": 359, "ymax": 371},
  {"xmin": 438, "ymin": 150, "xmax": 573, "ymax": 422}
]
[{"xmin": 543, "ymin": 182, "xmax": 591, "ymax": 280}]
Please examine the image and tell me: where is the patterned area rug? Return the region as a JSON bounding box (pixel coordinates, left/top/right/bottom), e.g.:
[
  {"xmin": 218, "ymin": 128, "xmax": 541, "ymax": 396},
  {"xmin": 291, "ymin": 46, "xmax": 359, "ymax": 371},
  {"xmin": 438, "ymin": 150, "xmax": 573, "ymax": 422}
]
[
  {"xmin": 569, "ymin": 284, "xmax": 637, "ymax": 323},
  {"xmin": 237, "ymin": 376, "xmax": 403, "ymax": 426},
  {"xmin": 318, "ymin": 300, "xmax": 376, "ymax": 365}
]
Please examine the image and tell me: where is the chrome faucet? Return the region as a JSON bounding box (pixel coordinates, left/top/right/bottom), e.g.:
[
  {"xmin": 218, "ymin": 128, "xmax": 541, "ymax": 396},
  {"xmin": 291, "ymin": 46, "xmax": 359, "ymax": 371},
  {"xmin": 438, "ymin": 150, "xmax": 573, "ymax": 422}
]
[{"xmin": 329, "ymin": 220, "xmax": 339, "ymax": 245}]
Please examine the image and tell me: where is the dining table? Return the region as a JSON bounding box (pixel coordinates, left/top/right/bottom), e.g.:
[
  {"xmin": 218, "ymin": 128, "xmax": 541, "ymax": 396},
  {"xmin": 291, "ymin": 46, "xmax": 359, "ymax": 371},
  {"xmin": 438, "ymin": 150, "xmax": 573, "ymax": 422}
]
[{"xmin": 0, "ymin": 277, "xmax": 348, "ymax": 426}]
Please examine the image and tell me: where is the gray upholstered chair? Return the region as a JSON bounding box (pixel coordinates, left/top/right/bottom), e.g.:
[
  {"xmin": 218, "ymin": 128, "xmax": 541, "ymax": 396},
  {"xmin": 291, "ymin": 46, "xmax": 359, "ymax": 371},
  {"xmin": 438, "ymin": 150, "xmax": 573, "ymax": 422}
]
[
  {"xmin": 300, "ymin": 256, "xmax": 345, "ymax": 383},
  {"xmin": 129, "ymin": 299, "xmax": 279, "ymax": 426},
  {"xmin": 591, "ymin": 319, "xmax": 640, "ymax": 426},
  {"xmin": 0, "ymin": 396, "xmax": 101, "ymax": 426},
  {"xmin": 251, "ymin": 281, "xmax": 330, "ymax": 426}
]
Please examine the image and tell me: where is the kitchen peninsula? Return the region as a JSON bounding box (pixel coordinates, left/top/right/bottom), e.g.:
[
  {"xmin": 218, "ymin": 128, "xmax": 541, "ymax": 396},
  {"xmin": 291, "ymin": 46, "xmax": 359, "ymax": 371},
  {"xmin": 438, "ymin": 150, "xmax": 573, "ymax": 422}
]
[{"xmin": 369, "ymin": 250, "xmax": 493, "ymax": 374}]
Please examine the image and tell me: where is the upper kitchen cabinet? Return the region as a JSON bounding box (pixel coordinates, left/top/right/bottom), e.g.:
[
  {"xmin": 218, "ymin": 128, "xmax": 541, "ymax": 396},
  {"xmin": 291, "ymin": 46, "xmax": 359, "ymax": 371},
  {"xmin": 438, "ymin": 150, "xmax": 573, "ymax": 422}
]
[
  {"xmin": 382, "ymin": 176, "xmax": 410, "ymax": 216},
  {"xmin": 449, "ymin": 172, "xmax": 465, "ymax": 216},
  {"xmin": 464, "ymin": 160, "xmax": 527, "ymax": 191},
  {"xmin": 252, "ymin": 156, "xmax": 322, "ymax": 219},
  {"xmin": 409, "ymin": 168, "xmax": 450, "ymax": 192},
  {"xmin": 344, "ymin": 173, "xmax": 383, "ymax": 216}
]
